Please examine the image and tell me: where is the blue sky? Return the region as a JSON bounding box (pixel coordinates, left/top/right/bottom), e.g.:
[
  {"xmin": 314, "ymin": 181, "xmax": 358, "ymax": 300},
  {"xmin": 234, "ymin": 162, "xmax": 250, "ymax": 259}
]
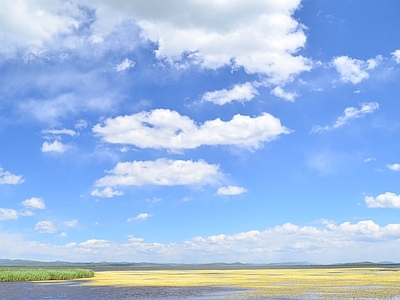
[{"xmin": 1, "ymin": 0, "xmax": 400, "ymax": 263}]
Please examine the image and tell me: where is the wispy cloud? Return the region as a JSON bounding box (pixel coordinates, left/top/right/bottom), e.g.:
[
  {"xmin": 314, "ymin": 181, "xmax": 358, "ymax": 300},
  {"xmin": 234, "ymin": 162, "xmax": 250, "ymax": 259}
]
[
  {"xmin": 364, "ymin": 158, "xmax": 376, "ymax": 162},
  {"xmin": 42, "ymin": 128, "xmax": 78, "ymax": 137},
  {"xmin": 64, "ymin": 220, "xmax": 78, "ymax": 227},
  {"xmin": 311, "ymin": 102, "xmax": 379, "ymax": 133},
  {"xmin": 127, "ymin": 213, "xmax": 152, "ymax": 222},
  {"xmin": 91, "ymin": 187, "xmax": 124, "ymax": 198},
  {"xmin": 201, "ymin": 82, "xmax": 258, "ymax": 105}
]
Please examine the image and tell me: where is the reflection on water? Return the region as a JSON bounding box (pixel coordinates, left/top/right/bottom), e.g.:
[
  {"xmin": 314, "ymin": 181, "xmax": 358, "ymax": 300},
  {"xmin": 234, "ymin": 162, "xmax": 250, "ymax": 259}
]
[{"xmin": 0, "ymin": 281, "xmax": 258, "ymax": 300}]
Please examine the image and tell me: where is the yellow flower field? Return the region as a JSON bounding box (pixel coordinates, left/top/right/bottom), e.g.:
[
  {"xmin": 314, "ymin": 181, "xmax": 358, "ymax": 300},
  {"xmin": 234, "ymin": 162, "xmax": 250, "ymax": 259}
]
[{"xmin": 83, "ymin": 267, "xmax": 400, "ymax": 299}]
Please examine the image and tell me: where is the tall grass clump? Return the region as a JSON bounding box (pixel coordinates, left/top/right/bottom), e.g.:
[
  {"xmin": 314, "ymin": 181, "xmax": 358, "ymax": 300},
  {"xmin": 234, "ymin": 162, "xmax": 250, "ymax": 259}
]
[{"xmin": 0, "ymin": 269, "xmax": 94, "ymax": 282}]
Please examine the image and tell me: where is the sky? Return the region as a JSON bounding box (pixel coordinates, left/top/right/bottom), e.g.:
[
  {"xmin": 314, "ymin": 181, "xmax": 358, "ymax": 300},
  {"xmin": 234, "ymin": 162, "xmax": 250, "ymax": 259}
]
[{"xmin": 1, "ymin": 0, "xmax": 400, "ymax": 264}]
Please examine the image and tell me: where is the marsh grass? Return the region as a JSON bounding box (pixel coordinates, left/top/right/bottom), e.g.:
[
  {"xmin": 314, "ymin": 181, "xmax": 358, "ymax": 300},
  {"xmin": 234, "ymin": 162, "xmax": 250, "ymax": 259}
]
[
  {"xmin": 85, "ymin": 268, "xmax": 400, "ymax": 299},
  {"xmin": 0, "ymin": 268, "xmax": 94, "ymax": 282}
]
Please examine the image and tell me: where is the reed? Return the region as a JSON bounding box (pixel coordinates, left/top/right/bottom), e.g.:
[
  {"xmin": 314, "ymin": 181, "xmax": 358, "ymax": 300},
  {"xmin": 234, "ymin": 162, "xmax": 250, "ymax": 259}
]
[{"xmin": 0, "ymin": 268, "xmax": 94, "ymax": 282}]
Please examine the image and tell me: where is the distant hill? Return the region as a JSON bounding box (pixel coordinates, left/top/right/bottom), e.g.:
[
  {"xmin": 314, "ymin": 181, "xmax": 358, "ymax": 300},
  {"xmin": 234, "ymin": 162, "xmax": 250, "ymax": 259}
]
[{"xmin": 0, "ymin": 259, "xmax": 398, "ymax": 271}]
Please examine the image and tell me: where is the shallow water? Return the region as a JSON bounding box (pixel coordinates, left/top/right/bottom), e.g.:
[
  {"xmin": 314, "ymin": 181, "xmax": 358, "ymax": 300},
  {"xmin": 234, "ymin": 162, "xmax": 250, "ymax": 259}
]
[{"xmin": 0, "ymin": 281, "xmax": 256, "ymax": 300}]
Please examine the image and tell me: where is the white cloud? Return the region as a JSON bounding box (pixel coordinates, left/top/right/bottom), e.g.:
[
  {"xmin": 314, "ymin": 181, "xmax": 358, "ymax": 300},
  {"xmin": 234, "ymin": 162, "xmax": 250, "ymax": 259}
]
[
  {"xmin": 42, "ymin": 128, "xmax": 78, "ymax": 137},
  {"xmin": 217, "ymin": 186, "xmax": 247, "ymax": 196},
  {"xmin": 391, "ymin": 49, "xmax": 400, "ymax": 63},
  {"xmin": 364, "ymin": 157, "xmax": 376, "ymax": 162},
  {"xmin": 22, "ymin": 197, "xmax": 46, "ymax": 210},
  {"xmin": 34, "ymin": 221, "xmax": 58, "ymax": 233},
  {"xmin": 2, "ymin": 220, "xmax": 400, "ymax": 263},
  {"xmin": 93, "ymin": 109, "xmax": 290, "ymax": 151},
  {"xmin": 201, "ymin": 82, "xmax": 258, "ymax": 105},
  {"xmin": 64, "ymin": 220, "xmax": 78, "ymax": 227},
  {"xmin": 0, "ymin": 208, "xmax": 18, "ymax": 221},
  {"xmin": 116, "ymin": 58, "xmax": 135, "ymax": 72},
  {"xmin": 127, "ymin": 213, "xmax": 151, "ymax": 222},
  {"xmin": 271, "ymin": 86, "xmax": 298, "ymax": 102},
  {"xmin": 365, "ymin": 192, "xmax": 400, "ymax": 209},
  {"xmin": 41, "ymin": 140, "xmax": 69, "ymax": 153},
  {"xmin": 311, "ymin": 102, "xmax": 379, "ymax": 133},
  {"xmin": 0, "ymin": 0, "xmax": 82, "ymax": 53},
  {"xmin": 19, "ymin": 92, "xmax": 116, "ymax": 125},
  {"xmin": 0, "ymin": 167, "xmax": 25, "ymax": 185},
  {"xmin": 91, "ymin": 187, "xmax": 124, "ymax": 198},
  {"xmin": 95, "ymin": 159, "xmax": 221, "ymax": 188},
  {"xmin": 332, "ymin": 56, "xmax": 381, "ymax": 84},
  {"xmin": 75, "ymin": 119, "xmax": 88, "ymax": 129},
  {"xmin": 20, "ymin": 211, "xmax": 34, "ymax": 217},
  {"xmin": 387, "ymin": 164, "xmax": 400, "ymax": 171},
  {"xmin": 146, "ymin": 197, "xmax": 162, "ymax": 204},
  {"xmin": 1, "ymin": 0, "xmax": 311, "ymax": 83},
  {"xmin": 79, "ymin": 239, "xmax": 111, "ymax": 249},
  {"xmin": 74, "ymin": 0, "xmax": 310, "ymax": 83}
]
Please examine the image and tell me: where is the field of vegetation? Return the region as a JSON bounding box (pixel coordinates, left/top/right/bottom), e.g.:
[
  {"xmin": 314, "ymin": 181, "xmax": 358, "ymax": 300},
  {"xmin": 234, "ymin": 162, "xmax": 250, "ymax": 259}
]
[
  {"xmin": 85, "ymin": 268, "xmax": 400, "ymax": 299},
  {"xmin": 0, "ymin": 268, "xmax": 94, "ymax": 282}
]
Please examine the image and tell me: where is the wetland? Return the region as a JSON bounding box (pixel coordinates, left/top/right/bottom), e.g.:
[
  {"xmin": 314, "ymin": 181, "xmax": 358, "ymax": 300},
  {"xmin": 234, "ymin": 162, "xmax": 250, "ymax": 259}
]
[{"xmin": 1, "ymin": 263, "xmax": 400, "ymax": 299}]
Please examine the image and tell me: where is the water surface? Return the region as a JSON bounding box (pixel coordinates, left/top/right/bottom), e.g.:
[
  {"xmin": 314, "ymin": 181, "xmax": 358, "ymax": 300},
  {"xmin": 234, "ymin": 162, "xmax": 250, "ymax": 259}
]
[{"xmin": 0, "ymin": 281, "xmax": 253, "ymax": 300}]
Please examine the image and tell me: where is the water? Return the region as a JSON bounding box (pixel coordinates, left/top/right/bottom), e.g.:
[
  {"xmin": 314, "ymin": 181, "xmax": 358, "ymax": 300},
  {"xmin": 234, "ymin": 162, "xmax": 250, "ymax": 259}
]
[{"xmin": 0, "ymin": 281, "xmax": 253, "ymax": 300}]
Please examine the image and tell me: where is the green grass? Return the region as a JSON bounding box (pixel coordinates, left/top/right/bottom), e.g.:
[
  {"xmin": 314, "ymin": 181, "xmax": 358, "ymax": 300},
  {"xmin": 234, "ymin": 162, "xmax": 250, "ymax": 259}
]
[{"xmin": 0, "ymin": 268, "xmax": 94, "ymax": 282}]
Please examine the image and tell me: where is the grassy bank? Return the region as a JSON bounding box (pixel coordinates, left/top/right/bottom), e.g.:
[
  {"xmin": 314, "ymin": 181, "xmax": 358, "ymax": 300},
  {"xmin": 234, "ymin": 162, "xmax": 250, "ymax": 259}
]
[
  {"xmin": 85, "ymin": 268, "xmax": 400, "ymax": 299},
  {"xmin": 0, "ymin": 268, "xmax": 94, "ymax": 282}
]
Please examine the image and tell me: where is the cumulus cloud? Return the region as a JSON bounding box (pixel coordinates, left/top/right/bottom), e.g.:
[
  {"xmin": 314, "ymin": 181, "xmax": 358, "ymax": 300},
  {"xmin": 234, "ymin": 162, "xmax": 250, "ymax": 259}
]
[
  {"xmin": 93, "ymin": 109, "xmax": 290, "ymax": 151},
  {"xmin": 116, "ymin": 58, "xmax": 135, "ymax": 72},
  {"xmin": 2, "ymin": 220, "xmax": 400, "ymax": 263},
  {"xmin": 201, "ymin": 82, "xmax": 258, "ymax": 105},
  {"xmin": 95, "ymin": 159, "xmax": 221, "ymax": 188},
  {"xmin": 365, "ymin": 192, "xmax": 400, "ymax": 209},
  {"xmin": 311, "ymin": 102, "xmax": 379, "ymax": 133},
  {"xmin": 127, "ymin": 213, "xmax": 151, "ymax": 222},
  {"xmin": 91, "ymin": 187, "xmax": 124, "ymax": 198},
  {"xmin": 22, "ymin": 197, "xmax": 46, "ymax": 210},
  {"xmin": 271, "ymin": 86, "xmax": 298, "ymax": 102},
  {"xmin": 0, "ymin": 167, "xmax": 25, "ymax": 185},
  {"xmin": 0, "ymin": 208, "xmax": 18, "ymax": 221},
  {"xmin": 217, "ymin": 186, "xmax": 247, "ymax": 196},
  {"xmin": 34, "ymin": 221, "xmax": 58, "ymax": 233},
  {"xmin": 87, "ymin": 0, "xmax": 309, "ymax": 82},
  {"xmin": 332, "ymin": 56, "xmax": 381, "ymax": 84},
  {"xmin": 1, "ymin": 0, "xmax": 311, "ymax": 83},
  {"xmin": 0, "ymin": 0, "xmax": 83, "ymax": 53},
  {"xmin": 391, "ymin": 50, "xmax": 400, "ymax": 63},
  {"xmin": 41, "ymin": 140, "xmax": 69, "ymax": 153},
  {"xmin": 387, "ymin": 164, "xmax": 400, "ymax": 171}
]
